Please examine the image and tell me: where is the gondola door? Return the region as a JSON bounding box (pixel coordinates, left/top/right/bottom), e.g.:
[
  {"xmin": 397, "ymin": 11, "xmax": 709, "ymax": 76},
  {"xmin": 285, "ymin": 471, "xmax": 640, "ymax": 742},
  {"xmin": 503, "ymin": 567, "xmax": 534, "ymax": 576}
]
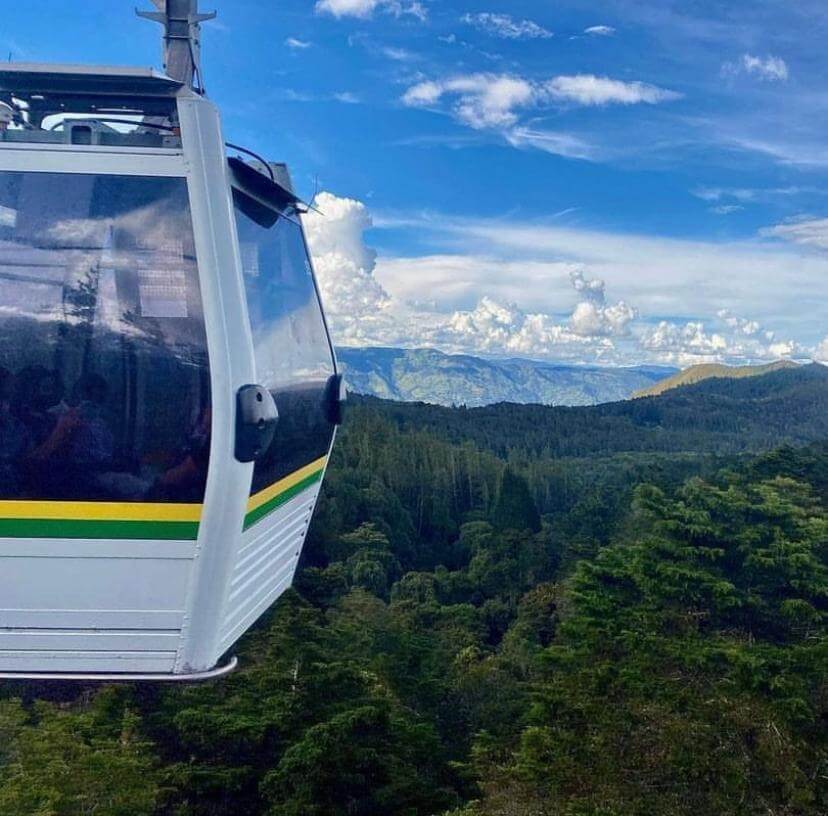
[{"xmin": 212, "ymin": 179, "xmax": 338, "ymax": 653}]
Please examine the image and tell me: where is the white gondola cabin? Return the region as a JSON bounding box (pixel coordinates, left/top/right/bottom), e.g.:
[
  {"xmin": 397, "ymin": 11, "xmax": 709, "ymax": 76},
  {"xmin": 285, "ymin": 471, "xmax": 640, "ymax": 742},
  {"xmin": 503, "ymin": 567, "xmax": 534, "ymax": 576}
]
[{"xmin": 0, "ymin": 1, "xmax": 344, "ymax": 680}]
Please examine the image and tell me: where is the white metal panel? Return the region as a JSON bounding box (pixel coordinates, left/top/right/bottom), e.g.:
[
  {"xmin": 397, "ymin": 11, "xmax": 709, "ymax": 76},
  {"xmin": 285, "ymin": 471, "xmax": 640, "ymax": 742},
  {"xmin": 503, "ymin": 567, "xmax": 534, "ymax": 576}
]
[
  {"xmin": 217, "ymin": 485, "xmax": 319, "ymax": 654},
  {"xmin": 0, "ymin": 539, "xmax": 196, "ymax": 559},
  {"xmin": 0, "ymin": 609, "xmax": 184, "ymax": 629},
  {"xmin": 0, "ymin": 651, "xmax": 177, "ymax": 674},
  {"xmin": 0, "ymin": 631, "xmax": 179, "ymax": 651},
  {"xmin": 0, "ymin": 144, "xmax": 186, "ymax": 175},
  {"xmin": 0, "ymin": 556, "xmax": 191, "ymax": 613},
  {"xmin": 0, "ymin": 553, "xmax": 190, "ymax": 670}
]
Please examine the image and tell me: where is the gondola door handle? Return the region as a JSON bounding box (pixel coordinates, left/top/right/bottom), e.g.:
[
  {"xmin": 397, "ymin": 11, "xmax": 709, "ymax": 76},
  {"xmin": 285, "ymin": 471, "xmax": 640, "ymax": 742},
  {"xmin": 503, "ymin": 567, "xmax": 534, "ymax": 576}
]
[{"xmin": 235, "ymin": 384, "xmax": 279, "ymax": 463}]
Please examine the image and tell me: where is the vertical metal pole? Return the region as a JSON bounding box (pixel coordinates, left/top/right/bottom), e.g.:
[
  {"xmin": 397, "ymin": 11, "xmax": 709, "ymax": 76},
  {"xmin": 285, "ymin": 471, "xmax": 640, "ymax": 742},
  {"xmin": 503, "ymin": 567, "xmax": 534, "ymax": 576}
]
[{"xmin": 137, "ymin": 0, "xmax": 216, "ymax": 92}]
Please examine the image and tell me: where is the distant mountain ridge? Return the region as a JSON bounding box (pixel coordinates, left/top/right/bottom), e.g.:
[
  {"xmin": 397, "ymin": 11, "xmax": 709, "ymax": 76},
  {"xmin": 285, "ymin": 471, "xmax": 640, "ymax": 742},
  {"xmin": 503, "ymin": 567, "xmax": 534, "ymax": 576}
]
[
  {"xmin": 356, "ymin": 362, "xmax": 828, "ymax": 459},
  {"xmin": 337, "ymin": 347, "xmax": 676, "ymax": 407},
  {"xmin": 633, "ymin": 360, "xmax": 799, "ymax": 398}
]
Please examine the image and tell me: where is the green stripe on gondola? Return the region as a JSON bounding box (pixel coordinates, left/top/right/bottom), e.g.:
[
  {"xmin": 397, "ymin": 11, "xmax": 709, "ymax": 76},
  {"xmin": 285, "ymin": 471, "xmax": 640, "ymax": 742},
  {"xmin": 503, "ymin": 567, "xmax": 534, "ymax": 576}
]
[
  {"xmin": 244, "ymin": 470, "xmax": 324, "ymax": 531},
  {"xmin": 0, "ymin": 518, "xmax": 200, "ymax": 540}
]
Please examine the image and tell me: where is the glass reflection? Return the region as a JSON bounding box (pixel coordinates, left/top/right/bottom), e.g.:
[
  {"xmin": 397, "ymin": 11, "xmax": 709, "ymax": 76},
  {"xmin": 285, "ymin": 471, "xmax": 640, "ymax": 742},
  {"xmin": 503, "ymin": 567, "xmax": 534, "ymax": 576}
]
[
  {"xmin": 0, "ymin": 171, "xmax": 211, "ymax": 504},
  {"xmin": 234, "ymin": 192, "xmax": 335, "ymax": 495}
]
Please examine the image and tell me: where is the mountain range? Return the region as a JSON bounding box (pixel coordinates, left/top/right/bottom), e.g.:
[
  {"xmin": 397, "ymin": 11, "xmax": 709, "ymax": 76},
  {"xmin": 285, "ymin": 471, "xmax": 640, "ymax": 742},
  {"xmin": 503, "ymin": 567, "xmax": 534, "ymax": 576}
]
[
  {"xmin": 358, "ymin": 362, "xmax": 828, "ymax": 458},
  {"xmin": 337, "ymin": 346, "xmax": 676, "ymax": 407}
]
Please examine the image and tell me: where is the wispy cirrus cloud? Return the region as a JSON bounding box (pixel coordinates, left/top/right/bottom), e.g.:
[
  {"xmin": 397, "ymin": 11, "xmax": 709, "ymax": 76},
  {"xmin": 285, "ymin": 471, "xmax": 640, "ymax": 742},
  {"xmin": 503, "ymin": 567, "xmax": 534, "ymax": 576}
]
[
  {"xmin": 722, "ymin": 53, "xmax": 789, "ymax": 81},
  {"xmin": 285, "ymin": 37, "xmax": 312, "ymax": 49},
  {"xmin": 505, "ymin": 127, "xmax": 598, "ymax": 161},
  {"xmin": 584, "ymin": 25, "xmax": 616, "ymax": 36},
  {"xmin": 760, "ymin": 217, "xmax": 828, "ymax": 249},
  {"xmin": 692, "ymin": 186, "xmax": 822, "ymax": 204},
  {"xmin": 460, "ymin": 12, "xmax": 553, "ymax": 40}
]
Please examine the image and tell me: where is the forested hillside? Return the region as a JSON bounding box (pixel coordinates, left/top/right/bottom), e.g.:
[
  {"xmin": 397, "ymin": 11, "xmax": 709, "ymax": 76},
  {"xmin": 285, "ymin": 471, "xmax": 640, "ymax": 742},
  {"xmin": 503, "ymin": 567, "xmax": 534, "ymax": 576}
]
[
  {"xmin": 631, "ymin": 359, "xmax": 799, "ymax": 398},
  {"xmin": 0, "ymin": 368, "xmax": 826, "ymax": 816}
]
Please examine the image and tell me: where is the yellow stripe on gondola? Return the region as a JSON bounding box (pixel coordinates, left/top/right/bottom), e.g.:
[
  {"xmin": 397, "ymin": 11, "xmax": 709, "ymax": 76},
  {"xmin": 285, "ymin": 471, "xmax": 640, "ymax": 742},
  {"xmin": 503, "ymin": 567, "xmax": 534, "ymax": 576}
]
[
  {"xmin": 247, "ymin": 456, "xmax": 328, "ymax": 515},
  {"xmin": 0, "ymin": 500, "xmax": 203, "ymax": 523}
]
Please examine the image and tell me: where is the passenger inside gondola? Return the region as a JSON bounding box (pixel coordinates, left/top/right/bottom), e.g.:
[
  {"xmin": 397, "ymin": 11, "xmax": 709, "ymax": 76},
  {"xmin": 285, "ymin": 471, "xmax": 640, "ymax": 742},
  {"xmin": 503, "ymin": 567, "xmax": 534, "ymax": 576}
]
[{"xmin": 24, "ymin": 372, "xmax": 115, "ymax": 499}]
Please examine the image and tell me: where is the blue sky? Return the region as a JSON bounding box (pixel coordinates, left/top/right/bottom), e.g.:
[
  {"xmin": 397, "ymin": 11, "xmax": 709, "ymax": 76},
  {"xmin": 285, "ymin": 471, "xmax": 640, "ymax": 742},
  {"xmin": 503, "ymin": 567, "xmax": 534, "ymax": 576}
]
[{"xmin": 6, "ymin": 0, "xmax": 828, "ymax": 366}]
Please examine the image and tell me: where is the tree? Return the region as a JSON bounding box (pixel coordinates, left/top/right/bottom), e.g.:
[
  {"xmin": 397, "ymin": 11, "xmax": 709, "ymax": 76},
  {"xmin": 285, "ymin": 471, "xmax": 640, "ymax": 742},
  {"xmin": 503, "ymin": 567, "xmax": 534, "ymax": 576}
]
[
  {"xmin": 262, "ymin": 703, "xmax": 459, "ymax": 816},
  {"xmin": 491, "ymin": 469, "xmax": 541, "ymax": 533},
  {"xmin": 0, "ymin": 702, "xmax": 160, "ymax": 816},
  {"xmin": 510, "ymin": 473, "xmax": 828, "ymax": 816}
]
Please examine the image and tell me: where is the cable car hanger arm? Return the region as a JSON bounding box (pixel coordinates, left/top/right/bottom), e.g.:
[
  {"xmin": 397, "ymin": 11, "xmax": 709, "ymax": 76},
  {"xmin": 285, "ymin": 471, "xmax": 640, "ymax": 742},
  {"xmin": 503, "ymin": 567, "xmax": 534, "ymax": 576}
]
[{"xmin": 137, "ymin": 0, "xmax": 216, "ymax": 93}]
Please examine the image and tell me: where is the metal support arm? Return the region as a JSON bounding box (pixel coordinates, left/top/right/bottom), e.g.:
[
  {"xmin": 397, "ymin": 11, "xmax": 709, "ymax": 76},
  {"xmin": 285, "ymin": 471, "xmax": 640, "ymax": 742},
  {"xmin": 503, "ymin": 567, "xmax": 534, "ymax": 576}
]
[{"xmin": 137, "ymin": 0, "xmax": 216, "ymax": 92}]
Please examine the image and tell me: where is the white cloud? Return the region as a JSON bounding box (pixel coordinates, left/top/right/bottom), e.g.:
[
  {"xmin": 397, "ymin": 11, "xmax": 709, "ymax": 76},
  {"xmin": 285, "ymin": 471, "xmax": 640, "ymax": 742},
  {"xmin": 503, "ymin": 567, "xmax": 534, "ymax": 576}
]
[
  {"xmin": 439, "ymin": 297, "xmax": 613, "ymax": 359},
  {"xmin": 381, "ymin": 46, "xmax": 417, "ymax": 61},
  {"xmin": 710, "ymin": 204, "xmax": 744, "ymax": 215},
  {"xmin": 815, "ymin": 338, "xmax": 828, "ymax": 363},
  {"xmin": 584, "ymin": 25, "xmax": 616, "ymax": 36},
  {"xmin": 403, "ymin": 74, "xmax": 534, "ymax": 129},
  {"xmin": 505, "ymin": 127, "xmax": 598, "ymax": 161},
  {"xmin": 402, "ymin": 72, "xmax": 680, "ymax": 132},
  {"xmin": 285, "ymin": 37, "xmax": 311, "ymax": 49},
  {"xmin": 568, "ymin": 271, "xmax": 636, "ymax": 336},
  {"xmin": 461, "ymin": 12, "xmax": 553, "ymax": 40},
  {"xmin": 303, "ymin": 193, "xmax": 393, "ymax": 343},
  {"xmin": 640, "ymin": 320, "xmax": 728, "ymax": 365},
  {"xmin": 315, "ymin": 0, "xmax": 426, "ymax": 20},
  {"xmin": 761, "ymin": 217, "xmax": 828, "ymax": 249},
  {"xmin": 722, "ymin": 53, "xmax": 789, "ymax": 81},
  {"xmin": 717, "ymin": 309, "xmax": 762, "ymax": 337},
  {"xmin": 692, "ymin": 186, "xmax": 815, "ymax": 204},
  {"xmin": 334, "ymin": 91, "xmax": 361, "ymax": 104},
  {"xmin": 307, "ymin": 193, "xmax": 816, "ymax": 366},
  {"xmin": 544, "ymin": 75, "xmax": 681, "ymax": 106}
]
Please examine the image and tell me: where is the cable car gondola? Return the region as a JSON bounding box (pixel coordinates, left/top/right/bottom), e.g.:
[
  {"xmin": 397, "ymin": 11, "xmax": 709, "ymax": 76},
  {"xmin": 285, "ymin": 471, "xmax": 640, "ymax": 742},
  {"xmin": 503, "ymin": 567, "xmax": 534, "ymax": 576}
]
[{"xmin": 0, "ymin": 0, "xmax": 345, "ymax": 680}]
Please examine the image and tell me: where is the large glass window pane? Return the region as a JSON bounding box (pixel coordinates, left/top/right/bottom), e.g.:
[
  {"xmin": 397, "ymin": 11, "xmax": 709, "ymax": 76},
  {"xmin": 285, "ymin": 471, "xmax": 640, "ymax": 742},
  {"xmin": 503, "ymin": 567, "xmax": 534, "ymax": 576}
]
[
  {"xmin": 0, "ymin": 171, "xmax": 210, "ymax": 504},
  {"xmin": 234, "ymin": 191, "xmax": 335, "ymax": 499}
]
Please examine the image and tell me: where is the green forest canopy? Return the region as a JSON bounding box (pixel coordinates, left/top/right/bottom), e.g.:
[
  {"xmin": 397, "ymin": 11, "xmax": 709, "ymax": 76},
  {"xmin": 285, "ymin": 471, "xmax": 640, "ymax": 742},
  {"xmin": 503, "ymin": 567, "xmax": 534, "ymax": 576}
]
[{"xmin": 1, "ymin": 365, "xmax": 826, "ymax": 816}]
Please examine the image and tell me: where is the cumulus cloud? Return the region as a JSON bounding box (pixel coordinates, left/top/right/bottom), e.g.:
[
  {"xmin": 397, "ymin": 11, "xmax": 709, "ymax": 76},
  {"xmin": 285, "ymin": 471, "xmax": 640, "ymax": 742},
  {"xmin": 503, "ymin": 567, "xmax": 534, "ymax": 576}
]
[
  {"xmin": 815, "ymin": 338, "xmax": 828, "ymax": 363},
  {"xmin": 303, "ymin": 192, "xmax": 392, "ymax": 341},
  {"xmin": 306, "ymin": 193, "xmax": 808, "ymax": 367},
  {"xmin": 315, "ymin": 0, "xmax": 426, "ymax": 20},
  {"xmin": 439, "ymin": 297, "xmax": 613, "ymax": 359},
  {"xmin": 584, "ymin": 25, "xmax": 616, "ymax": 36},
  {"xmin": 641, "ymin": 320, "xmax": 728, "ymax": 365},
  {"xmin": 568, "ymin": 271, "xmax": 636, "ymax": 336},
  {"xmin": 305, "ymin": 193, "xmax": 633, "ymax": 358},
  {"xmin": 640, "ymin": 309, "xmax": 799, "ymax": 367},
  {"xmin": 403, "ymin": 74, "xmax": 534, "ymax": 129},
  {"xmin": 402, "ymin": 72, "xmax": 680, "ymax": 131},
  {"xmin": 544, "ymin": 75, "xmax": 681, "ymax": 106},
  {"xmin": 461, "ymin": 12, "xmax": 553, "ymax": 40},
  {"xmin": 717, "ymin": 309, "xmax": 762, "ymax": 337},
  {"xmin": 761, "ymin": 217, "xmax": 828, "ymax": 249},
  {"xmin": 722, "ymin": 54, "xmax": 789, "ymax": 81}
]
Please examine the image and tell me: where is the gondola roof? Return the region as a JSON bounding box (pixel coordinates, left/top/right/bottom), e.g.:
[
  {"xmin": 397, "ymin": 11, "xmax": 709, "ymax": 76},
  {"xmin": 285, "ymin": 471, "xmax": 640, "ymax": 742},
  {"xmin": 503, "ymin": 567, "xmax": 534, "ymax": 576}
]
[{"xmin": 0, "ymin": 63, "xmax": 183, "ymax": 96}]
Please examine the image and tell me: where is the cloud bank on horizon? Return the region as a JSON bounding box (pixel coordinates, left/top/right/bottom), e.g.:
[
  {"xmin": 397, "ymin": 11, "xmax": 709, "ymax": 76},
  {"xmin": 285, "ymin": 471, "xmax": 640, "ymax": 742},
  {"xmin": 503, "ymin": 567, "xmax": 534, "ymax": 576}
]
[{"xmin": 305, "ymin": 191, "xmax": 828, "ymax": 368}]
